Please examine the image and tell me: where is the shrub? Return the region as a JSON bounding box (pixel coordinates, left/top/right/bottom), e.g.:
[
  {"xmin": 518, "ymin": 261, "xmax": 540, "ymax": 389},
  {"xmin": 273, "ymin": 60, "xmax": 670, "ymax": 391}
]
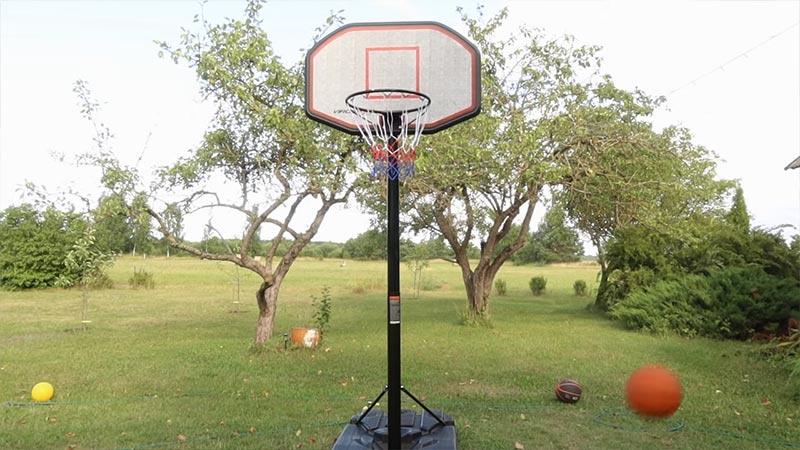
[
  {"xmin": 88, "ymin": 272, "xmax": 114, "ymax": 289},
  {"xmin": 573, "ymin": 280, "xmax": 588, "ymax": 296},
  {"xmin": 610, "ymin": 267, "xmax": 800, "ymax": 339},
  {"xmin": 609, "ymin": 275, "xmax": 722, "ymax": 337},
  {"xmin": 0, "ymin": 205, "xmax": 90, "ymax": 290},
  {"xmin": 129, "ymin": 267, "xmax": 155, "ymax": 289},
  {"xmin": 529, "ymin": 276, "xmax": 547, "ymax": 296},
  {"xmin": 596, "ymin": 267, "xmax": 660, "ymax": 311},
  {"xmin": 311, "ymin": 286, "xmax": 332, "ymax": 338},
  {"xmin": 709, "ymin": 266, "xmax": 800, "ymax": 339},
  {"xmin": 494, "ymin": 278, "xmax": 507, "ymax": 296}
]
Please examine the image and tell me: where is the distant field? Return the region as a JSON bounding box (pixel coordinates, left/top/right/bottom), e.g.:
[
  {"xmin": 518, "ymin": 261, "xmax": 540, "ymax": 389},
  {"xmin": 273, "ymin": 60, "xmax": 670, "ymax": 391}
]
[{"xmin": 1, "ymin": 256, "xmax": 798, "ymax": 449}]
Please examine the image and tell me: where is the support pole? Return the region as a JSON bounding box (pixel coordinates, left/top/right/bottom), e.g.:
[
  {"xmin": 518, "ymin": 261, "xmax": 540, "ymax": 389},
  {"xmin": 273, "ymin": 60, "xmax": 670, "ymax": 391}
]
[{"xmin": 386, "ymin": 132, "xmax": 401, "ymax": 450}]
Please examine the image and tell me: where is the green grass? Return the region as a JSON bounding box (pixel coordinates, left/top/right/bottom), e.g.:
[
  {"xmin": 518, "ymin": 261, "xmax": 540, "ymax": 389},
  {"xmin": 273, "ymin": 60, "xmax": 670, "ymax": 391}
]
[{"xmin": 1, "ymin": 257, "xmax": 798, "ymax": 449}]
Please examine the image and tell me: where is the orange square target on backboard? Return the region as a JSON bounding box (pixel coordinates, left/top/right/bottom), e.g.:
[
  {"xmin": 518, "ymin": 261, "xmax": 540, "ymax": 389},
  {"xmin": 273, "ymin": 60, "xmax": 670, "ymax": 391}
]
[{"xmin": 365, "ymin": 47, "xmax": 420, "ymax": 97}]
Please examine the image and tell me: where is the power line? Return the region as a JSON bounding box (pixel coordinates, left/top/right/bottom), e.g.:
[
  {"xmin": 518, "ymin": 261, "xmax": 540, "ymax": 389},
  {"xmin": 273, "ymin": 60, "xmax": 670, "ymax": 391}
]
[{"xmin": 664, "ymin": 21, "xmax": 799, "ymax": 98}]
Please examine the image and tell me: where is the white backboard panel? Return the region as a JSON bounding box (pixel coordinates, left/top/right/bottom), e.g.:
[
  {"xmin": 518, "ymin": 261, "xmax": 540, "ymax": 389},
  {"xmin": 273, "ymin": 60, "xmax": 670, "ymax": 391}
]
[{"xmin": 305, "ymin": 22, "xmax": 481, "ymax": 135}]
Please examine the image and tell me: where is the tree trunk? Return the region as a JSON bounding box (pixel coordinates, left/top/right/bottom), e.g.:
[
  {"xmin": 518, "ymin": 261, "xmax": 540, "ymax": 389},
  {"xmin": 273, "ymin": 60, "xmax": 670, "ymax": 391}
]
[
  {"xmin": 594, "ymin": 268, "xmax": 611, "ymax": 311},
  {"xmin": 254, "ymin": 279, "xmax": 280, "ymax": 346},
  {"xmin": 592, "ymin": 237, "xmax": 611, "ymax": 311},
  {"xmin": 458, "ymin": 259, "xmax": 495, "ymax": 319}
]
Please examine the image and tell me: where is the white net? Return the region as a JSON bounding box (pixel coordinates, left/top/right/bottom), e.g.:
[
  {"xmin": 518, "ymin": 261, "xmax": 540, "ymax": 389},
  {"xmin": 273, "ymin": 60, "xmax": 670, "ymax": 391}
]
[{"xmin": 346, "ymin": 90, "xmax": 430, "ymax": 180}]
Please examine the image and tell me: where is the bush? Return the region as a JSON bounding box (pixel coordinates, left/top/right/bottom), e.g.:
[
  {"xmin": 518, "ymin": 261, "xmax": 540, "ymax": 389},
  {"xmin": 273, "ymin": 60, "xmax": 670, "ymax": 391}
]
[
  {"xmin": 0, "ymin": 205, "xmax": 89, "ymax": 290},
  {"xmin": 529, "ymin": 276, "xmax": 547, "ymax": 296},
  {"xmin": 129, "ymin": 267, "xmax": 155, "ymax": 289},
  {"xmin": 573, "ymin": 280, "xmax": 588, "ymax": 296},
  {"xmin": 494, "ymin": 279, "xmax": 507, "ymax": 296},
  {"xmin": 610, "ymin": 267, "xmax": 800, "ymax": 339},
  {"xmin": 609, "ymin": 275, "xmax": 722, "ymax": 337},
  {"xmin": 596, "ymin": 267, "xmax": 661, "ymax": 311},
  {"xmin": 88, "ymin": 272, "xmax": 114, "ymax": 289},
  {"xmin": 419, "ymin": 278, "xmax": 443, "ymax": 291},
  {"xmin": 456, "ymin": 307, "xmax": 493, "ymax": 328}
]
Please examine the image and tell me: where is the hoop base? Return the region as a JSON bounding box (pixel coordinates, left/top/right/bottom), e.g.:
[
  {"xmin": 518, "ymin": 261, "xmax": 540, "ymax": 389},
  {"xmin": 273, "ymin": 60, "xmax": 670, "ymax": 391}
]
[{"xmin": 331, "ymin": 409, "xmax": 456, "ymax": 450}]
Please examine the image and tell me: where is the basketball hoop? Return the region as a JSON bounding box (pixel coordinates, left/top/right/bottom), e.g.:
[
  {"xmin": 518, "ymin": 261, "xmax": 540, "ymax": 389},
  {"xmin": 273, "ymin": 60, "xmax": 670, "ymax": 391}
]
[
  {"xmin": 306, "ymin": 21, "xmax": 480, "ymax": 450},
  {"xmin": 346, "ymin": 89, "xmax": 430, "ymax": 180}
]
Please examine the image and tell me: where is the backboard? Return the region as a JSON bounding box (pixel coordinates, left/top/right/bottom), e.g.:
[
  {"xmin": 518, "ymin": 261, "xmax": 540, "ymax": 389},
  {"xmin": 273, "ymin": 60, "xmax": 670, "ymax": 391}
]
[{"xmin": 305, "ymin": 22, "xmax": 481, "ymax": 135}]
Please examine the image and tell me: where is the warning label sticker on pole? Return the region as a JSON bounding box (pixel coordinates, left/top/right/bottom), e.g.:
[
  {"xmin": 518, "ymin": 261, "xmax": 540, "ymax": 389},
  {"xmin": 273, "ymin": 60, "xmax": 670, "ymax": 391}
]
[{"xmin": 389, "ymin": 295, "xmax": 400, "ymax": 324}]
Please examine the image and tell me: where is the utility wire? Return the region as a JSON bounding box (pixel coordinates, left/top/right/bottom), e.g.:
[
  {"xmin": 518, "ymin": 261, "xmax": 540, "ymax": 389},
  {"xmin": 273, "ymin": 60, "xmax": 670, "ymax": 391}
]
[{"xmin": 664, "ymin": 21, "xmax": 799, "ymax": 98}]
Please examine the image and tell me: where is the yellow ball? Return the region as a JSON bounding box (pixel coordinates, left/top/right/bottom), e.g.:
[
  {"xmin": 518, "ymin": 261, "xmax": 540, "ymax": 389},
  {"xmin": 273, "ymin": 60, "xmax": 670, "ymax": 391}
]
[{"xmin": 31, "ymin": 382, "xmax": 54, "ymax": 402}]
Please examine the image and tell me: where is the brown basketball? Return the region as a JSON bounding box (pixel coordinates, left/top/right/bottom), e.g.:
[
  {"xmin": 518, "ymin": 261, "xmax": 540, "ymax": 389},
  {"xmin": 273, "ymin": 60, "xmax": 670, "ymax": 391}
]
[{"xmin": 555, "ymin": 379, "xmax": 582, "ymax": 404}]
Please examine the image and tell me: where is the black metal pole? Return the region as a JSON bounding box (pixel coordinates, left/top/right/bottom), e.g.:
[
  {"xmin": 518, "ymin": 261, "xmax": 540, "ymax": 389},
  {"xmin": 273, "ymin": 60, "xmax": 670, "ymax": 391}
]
[{"xmin": 386, "ymin": 132, "xmax": 402, "ymax": 450}]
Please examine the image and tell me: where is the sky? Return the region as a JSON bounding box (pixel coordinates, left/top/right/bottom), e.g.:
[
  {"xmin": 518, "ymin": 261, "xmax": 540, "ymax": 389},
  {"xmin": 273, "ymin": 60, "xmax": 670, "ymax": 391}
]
[{"xmin": 1, "ymin": 0, "xmax": 799, "ymax": 245}]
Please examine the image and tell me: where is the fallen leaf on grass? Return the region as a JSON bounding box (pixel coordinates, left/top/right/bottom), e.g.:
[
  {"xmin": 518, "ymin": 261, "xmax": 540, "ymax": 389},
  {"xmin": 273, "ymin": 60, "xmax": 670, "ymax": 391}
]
[
  {"xmin": 296, "ymin": 429, "xmax": 302, "ymax": 437},
  {"xmin": 761, "ymin": 398, "xmax": 771, "ymax": 406},
  {"xmin": 65, "ymin": 432, "xmax": 77, "ymax": 438},
  {"xmin": 249, "ymin": 427, "xmax": 257, "ymax": 433},
  {"xmin": 308, "ymin": 437, "xmax": 317, "ymax": 444},
  {"xmin": 515, "ymin": 442, "xmax": 525, "ymax": 449},
  {"xmin": 177, "ymin": 434, "xmax": 187, "ymax": 442},
  {"xmin": 67, "ymin": 446, "xmax": 77, "ymax": 450}
]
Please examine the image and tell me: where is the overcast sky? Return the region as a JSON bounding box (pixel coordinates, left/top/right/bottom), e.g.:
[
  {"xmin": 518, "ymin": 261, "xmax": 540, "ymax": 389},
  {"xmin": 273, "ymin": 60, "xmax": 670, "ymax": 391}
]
[{"xmin": 1, "ymin": 0, "xmax": 798, "ymax": 244}]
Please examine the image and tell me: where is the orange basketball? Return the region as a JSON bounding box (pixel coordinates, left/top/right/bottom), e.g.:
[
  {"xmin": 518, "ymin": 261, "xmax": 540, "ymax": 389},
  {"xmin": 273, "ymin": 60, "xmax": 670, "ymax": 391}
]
[{"xmin": 625, "ymin": 365, "xmax": 682, "ymax": 418}]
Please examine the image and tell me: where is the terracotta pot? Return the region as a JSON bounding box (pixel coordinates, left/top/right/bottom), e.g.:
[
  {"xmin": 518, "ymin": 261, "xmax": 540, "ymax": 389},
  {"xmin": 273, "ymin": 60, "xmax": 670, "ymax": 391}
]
[{"xmin": 290, "ymin": 327, "xmax": 320, "ymax": 348}]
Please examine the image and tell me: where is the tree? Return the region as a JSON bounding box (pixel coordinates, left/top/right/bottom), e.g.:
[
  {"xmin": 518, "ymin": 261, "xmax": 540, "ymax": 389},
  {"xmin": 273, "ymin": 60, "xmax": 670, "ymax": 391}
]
[
  {"xmin": 92, "ymin": 192, "xmax": 162, "ymax": 256},
  {"xmin": 155, "ymin": 202, "xmax": 184, "ymax": 257},
  {"xmin": 344, "ymin": 230, "xmax": 387, "ymax": 260},
  {"xmin": 93, "ymin": 194, "xmax": 133, "ymax": 254},
  {"xmin": 384, "ymin": 7, "xmax": 723, "ymax": 319},
  {"xmin": 80, "ymin": 2, "xmax": 360, "ymax": 345},
  {"xmin": 725, "ymin": 186, "xmax": 750, "ymax": 233},
  {"xmin": 559, "ymin": 119, "xmax": 730, "ymax": 309},
  {"xmin": 399, "ymin": 8, "xmax": 583, "ymax": 318},
  {"xmin": 56, "ymin": 227, "xmax": 114, "ymax": 330},
  {"xmin": 0, "ymin": 204, "xmax": 90, "ymax": 290},
  {"xmin": 513, "ymin": 204, "xmax": 583, "ymax": 264},
  {"xmin": 129, "ymin": 193, "xmax": 155, "ymax": 257}
]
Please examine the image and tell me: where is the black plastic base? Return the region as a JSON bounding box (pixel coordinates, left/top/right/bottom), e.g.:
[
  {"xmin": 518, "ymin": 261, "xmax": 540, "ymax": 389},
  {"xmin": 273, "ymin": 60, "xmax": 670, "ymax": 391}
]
[{"xmin": 331, "ymin": 409, "xmax": 457, "ymax": 450}]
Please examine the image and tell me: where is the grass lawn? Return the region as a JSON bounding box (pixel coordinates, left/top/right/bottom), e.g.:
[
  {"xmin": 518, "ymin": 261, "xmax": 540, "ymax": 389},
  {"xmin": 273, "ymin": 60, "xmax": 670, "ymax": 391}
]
[{"xmin": 1, "ymin": 256, "xmax": 798, "ymax": 449}]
